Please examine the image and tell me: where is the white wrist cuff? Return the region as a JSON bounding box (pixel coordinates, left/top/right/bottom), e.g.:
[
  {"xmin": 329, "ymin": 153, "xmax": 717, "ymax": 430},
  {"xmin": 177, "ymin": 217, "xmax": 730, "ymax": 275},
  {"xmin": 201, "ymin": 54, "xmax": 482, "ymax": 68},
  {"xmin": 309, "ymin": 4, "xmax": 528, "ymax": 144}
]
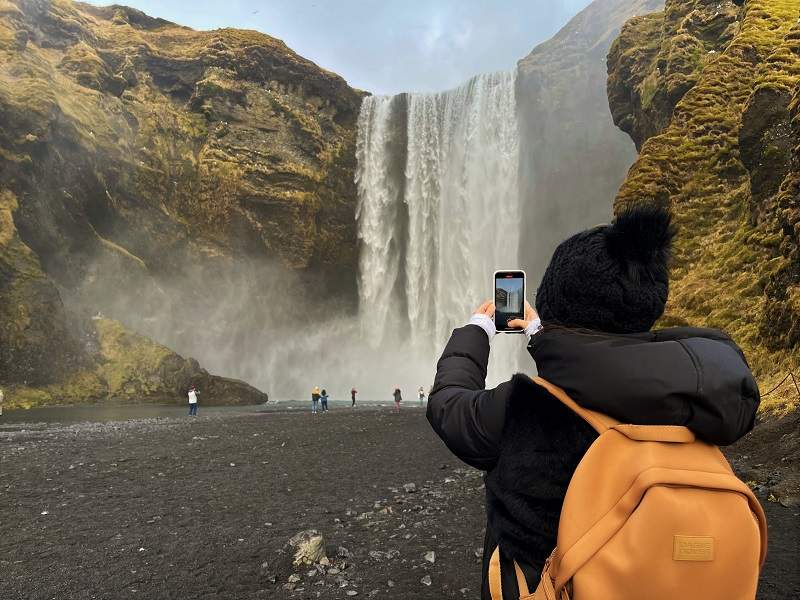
[
  {"xmin": 525, "ymin": 317, "xmax": 543, "ymax": 337},
  {"xmin": 468, "ymin": 313, "xmax": 496, "ymax": 339}
]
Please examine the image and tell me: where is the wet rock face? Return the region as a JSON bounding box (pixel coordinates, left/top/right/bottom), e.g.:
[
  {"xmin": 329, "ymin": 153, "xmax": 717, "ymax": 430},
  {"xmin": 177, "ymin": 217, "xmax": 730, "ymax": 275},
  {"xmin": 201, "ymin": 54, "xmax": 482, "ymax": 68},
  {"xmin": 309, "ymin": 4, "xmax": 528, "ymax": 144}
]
[
  {"xmin": 515, "ymin": 0, "xmax": 663, "ymax": 287},
  {"xmin": 0, "ymin": 192, "xmax": 80, "ymax": 385},
  {"xmin": 754, "ymin": 80, "xmax": 800, "ymax": 353},
  {"xmin": 0, "ymin": 0, "xmax": 364, "ymax": 402},
  {"xmin": 608, "ymin": 0, "xmax": 800, "ymax": 403},
  {"xmin": 740, "ymin": 86, "xmax": 794, "ymax": 211}
]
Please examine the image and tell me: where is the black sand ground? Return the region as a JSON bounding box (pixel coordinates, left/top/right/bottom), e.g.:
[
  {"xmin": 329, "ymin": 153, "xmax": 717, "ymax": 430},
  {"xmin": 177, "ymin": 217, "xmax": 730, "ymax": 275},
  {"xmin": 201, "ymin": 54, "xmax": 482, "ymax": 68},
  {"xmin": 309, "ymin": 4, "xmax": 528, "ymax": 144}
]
[{"xmin": 1, "ymin": 407, "xmax": 797, "ymax": 599}]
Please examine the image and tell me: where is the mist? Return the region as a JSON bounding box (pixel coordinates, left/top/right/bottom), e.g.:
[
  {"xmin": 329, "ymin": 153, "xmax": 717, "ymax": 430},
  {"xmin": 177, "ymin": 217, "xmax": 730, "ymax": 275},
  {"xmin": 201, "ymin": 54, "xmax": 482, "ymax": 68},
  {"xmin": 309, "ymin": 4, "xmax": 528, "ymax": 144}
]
[{"xmin": 12, "ymin": 0, "xmax": 651, "ymax": 405}]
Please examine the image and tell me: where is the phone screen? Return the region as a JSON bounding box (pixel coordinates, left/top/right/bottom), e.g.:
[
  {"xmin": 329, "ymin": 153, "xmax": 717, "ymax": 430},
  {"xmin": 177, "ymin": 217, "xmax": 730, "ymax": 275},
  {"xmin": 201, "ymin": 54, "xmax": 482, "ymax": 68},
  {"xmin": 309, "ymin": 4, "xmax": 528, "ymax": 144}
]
[{"xmin": 494, "ymin": 270, "xmax": 526, "ymax": 332}]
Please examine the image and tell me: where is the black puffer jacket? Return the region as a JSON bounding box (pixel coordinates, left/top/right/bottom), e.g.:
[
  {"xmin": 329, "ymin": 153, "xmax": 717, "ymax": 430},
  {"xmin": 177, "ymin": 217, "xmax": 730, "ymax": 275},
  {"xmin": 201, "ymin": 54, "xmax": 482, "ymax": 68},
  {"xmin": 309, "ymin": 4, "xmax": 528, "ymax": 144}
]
[{"xmin": 426, "ymin": 325, "xmax": 759, "ymax": 599}]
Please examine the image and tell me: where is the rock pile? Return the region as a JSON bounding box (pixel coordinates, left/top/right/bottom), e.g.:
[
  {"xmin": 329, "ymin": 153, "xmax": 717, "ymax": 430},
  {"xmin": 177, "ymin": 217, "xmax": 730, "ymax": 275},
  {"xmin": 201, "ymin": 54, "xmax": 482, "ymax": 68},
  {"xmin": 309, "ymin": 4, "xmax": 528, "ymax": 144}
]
[{"xmin": 264, "ymin": 467, "xmax": 485, "ymax": 597}]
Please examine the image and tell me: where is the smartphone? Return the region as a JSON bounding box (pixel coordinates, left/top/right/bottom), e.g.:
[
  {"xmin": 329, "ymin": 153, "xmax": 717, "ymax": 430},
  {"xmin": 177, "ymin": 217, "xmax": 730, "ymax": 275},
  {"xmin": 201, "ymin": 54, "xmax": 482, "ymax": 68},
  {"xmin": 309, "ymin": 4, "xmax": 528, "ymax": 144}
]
[{"xmin": 494, "ymin": 270, "xmax": 526, "ymax": 333}]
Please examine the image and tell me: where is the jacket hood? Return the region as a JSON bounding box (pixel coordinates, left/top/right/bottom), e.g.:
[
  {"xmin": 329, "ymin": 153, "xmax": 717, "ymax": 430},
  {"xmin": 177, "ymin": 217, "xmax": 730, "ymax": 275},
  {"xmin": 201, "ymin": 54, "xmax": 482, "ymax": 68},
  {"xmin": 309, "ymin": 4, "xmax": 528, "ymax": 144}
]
[{"xmin": 527, "ymin": 327, "xmax": 760, "ymax": 445}]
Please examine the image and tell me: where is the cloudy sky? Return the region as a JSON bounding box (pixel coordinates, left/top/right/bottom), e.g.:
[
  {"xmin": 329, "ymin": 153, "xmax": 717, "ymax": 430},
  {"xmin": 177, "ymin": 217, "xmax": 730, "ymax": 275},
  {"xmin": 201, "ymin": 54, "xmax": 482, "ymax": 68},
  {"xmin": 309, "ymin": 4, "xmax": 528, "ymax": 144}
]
[{"xmin": 83, "ymin": 0, "xmax": 593, "ymax": 94}]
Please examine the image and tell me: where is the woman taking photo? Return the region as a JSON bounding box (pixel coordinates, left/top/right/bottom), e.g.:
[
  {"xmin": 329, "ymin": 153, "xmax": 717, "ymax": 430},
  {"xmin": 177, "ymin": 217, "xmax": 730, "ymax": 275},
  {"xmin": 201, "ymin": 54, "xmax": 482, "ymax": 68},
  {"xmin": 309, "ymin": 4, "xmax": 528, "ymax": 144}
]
[{"xmin": 427, "ymin": 206, "xmax": 760, "ymax": 599}]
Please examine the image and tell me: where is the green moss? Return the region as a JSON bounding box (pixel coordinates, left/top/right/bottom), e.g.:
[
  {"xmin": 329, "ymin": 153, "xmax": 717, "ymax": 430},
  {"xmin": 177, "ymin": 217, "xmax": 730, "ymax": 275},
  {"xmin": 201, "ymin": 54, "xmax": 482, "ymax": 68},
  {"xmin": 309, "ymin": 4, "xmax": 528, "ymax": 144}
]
[
  {"xmin": 640, "ymin": 69, "xmax": 660, "ymax": 109},
  {"xmin": 614, "ymin": 0, "xmax": 800, "ymax": 411},
  {"xmin": 0, "ymin": 0, "xmax": 357, "ymax": 407}
]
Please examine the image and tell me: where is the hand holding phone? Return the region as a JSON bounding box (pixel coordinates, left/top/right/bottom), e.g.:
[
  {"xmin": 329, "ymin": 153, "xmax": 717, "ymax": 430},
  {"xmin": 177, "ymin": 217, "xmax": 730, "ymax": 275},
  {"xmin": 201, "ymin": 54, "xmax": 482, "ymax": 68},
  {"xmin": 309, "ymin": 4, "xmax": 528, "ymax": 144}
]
[
  {"xmin": 508, "ymin": 301, "xmax": 538, "ymax": 331},
  {"xmin": 494, "ymin": 270, "xmax": 526, "ymax": 333}
]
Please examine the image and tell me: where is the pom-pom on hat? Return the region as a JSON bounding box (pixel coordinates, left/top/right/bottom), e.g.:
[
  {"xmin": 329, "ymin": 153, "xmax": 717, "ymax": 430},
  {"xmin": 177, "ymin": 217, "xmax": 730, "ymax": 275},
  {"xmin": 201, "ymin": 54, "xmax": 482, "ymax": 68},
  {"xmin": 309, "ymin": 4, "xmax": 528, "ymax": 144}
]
[{"xmin": 535, "ymin": 205, "xmax": 676, "ymax": 333}]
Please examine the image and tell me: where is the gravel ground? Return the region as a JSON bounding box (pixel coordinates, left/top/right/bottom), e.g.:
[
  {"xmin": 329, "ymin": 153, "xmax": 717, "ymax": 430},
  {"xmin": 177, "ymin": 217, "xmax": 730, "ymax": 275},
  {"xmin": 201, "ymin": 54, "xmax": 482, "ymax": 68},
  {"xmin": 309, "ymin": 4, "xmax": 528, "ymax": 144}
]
[{"xmin": 1, "ymin": 406, "xmax": 797, "ymax": 599}]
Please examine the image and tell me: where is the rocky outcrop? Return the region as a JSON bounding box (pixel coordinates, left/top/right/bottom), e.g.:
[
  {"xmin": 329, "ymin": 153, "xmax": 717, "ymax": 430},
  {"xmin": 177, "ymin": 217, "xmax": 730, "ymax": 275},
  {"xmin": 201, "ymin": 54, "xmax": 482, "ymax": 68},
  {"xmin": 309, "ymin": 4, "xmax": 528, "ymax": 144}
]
[
  {"xmin": 8, "ymin": 317, "xmax": 267, "ymax": 409},
  {"xmin": 608, "ymin": 0, "xmax": 800, "ymax": 411},
  {"xmin": 516, "ymin": 0, "xmax": 664, "ymax": 285},
  {"xmin": 607, "ymin": 0, "xmax": 742, "ymax": 149},
  {"xmin": 0, "ymin": 0, "xmax": 363, "ymax": 406}
]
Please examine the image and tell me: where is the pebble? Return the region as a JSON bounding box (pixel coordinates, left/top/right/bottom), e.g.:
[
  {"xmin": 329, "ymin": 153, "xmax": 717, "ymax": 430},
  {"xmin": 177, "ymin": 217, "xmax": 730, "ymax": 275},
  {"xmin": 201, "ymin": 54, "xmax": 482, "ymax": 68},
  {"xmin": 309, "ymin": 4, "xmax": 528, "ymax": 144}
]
[
  {"xmin": 424, "ymin": 551, "xmax": 436, "ymax": 563},
  {"xmin": 420, "ymin": 575, "xmax": 432, "ymax": 586},
  {"xmin": 403, "ymin": 483, "xmax": 417, "ymax": 493}
]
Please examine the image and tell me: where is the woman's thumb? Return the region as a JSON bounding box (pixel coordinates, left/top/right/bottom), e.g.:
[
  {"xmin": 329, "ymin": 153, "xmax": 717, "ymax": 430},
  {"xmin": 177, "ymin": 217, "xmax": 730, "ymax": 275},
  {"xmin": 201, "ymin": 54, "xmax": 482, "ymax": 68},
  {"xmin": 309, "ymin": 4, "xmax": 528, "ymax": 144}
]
[{"xmin": 507, "ymin": 318, "xmax": 527, "ymax": 330}]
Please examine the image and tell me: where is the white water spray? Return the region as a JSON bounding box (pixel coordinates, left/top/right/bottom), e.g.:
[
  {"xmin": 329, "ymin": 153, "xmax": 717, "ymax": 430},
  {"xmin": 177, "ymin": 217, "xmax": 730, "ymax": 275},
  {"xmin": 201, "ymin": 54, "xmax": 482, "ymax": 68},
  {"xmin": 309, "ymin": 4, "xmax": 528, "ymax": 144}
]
[
  {"xmin": 356, "ymin": 69, "xmax": 524, "ymax": 386},
  {"xmin": 100, "ymin": 69, "xmax": 526, "ymax": 402}
]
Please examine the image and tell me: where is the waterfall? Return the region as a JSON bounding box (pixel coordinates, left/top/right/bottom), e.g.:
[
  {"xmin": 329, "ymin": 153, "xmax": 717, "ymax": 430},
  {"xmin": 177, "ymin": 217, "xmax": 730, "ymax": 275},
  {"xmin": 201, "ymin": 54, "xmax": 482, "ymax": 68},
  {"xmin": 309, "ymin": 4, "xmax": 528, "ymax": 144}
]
[{"xmin": 356, "ymin": 69, "xmax": 523, "ymax": 385}]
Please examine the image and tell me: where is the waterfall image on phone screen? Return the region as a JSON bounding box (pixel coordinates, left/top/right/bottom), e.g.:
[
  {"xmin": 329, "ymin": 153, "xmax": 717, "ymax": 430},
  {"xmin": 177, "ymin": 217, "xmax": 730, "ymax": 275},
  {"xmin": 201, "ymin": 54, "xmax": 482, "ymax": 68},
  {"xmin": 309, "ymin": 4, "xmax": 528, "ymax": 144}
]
[{"xmin": 356, "ymin": 68, "xmax": 523, "ymax": 386}]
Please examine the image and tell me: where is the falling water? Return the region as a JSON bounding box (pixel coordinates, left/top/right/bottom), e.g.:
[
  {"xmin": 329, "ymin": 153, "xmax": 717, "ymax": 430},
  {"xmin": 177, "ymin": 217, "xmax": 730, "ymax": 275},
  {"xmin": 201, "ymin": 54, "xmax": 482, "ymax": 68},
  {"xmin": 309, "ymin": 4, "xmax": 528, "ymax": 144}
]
[{"xmin": 356, "ymin": 69, "xmax": 524, "ymax": 385}]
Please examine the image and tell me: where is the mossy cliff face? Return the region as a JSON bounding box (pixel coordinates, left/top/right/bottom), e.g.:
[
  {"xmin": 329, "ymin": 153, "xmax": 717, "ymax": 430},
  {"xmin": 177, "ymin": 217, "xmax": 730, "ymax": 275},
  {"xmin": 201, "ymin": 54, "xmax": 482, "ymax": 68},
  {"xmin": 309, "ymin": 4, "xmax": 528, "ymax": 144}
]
[
  {"xmin": 0, "ymin": 189, "xmax": 78, "ymax": 385},
  {"xmin": 0, "ymin": 0, "xmax": 361, "ymax": 405},
  {"xmin": 0, "ymin": 0, "xmax": 362, "ymax": 276},
  {"xmin": 8, "ymin": 317, "xmax": 267, "ymax": 409},
  {"xmin": 608, "ymin": 0, "xmax": 799, "ymax": 412}
]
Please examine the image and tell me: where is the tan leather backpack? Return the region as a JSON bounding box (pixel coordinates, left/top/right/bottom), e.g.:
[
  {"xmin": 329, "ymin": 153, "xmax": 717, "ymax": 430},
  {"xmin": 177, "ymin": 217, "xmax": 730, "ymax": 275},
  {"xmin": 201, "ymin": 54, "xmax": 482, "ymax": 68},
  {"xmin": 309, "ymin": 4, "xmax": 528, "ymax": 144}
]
[{"xmin": 489, "ymin": 377, "xmax": 768, "ymax": 600}]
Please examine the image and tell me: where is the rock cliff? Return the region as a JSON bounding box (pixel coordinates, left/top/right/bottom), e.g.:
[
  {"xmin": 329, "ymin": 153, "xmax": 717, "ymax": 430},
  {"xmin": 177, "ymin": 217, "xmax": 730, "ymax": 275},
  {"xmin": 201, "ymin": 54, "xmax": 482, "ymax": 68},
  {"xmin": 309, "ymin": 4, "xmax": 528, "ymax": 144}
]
[
  {"xmin": 608, "ymin": 0, "xmax": 799, "ymax": 412},
  {"xmin": 0, "ymin": 0, "xmax": 364, "ymax": 407},
  {"xmin": 516, "ymin": 0, "xmax": 664, "ymax": 286}
]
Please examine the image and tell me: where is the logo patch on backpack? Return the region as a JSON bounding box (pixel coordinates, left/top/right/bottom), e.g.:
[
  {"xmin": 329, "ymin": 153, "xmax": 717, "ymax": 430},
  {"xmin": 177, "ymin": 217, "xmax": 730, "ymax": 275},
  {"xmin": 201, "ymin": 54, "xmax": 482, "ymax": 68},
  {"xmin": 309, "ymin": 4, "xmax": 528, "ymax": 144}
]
[{"xmin": 673, "ymin": 535, "xmax": 714, "ymax": 561}]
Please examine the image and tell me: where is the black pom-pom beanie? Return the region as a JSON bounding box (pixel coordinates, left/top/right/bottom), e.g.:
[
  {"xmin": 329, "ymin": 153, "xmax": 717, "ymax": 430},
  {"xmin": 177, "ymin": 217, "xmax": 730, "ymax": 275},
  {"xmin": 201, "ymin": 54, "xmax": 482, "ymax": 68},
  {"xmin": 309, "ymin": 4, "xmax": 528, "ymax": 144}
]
[{"xmin": 535, "ymin": 205, "xmax": 676, "ymax": 334}]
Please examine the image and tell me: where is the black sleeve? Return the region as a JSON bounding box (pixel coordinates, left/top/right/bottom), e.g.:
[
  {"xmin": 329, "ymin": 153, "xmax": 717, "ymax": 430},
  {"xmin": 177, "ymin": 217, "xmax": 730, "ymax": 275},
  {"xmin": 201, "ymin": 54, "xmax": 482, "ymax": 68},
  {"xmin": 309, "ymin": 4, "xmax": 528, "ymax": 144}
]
[
  {"xmin": 426, "ymin": 325, "xmax": 511, "ymax": 471},
  {"xmin": 679, "ymin": 337, "xmax": 760, "ymax": 445}
]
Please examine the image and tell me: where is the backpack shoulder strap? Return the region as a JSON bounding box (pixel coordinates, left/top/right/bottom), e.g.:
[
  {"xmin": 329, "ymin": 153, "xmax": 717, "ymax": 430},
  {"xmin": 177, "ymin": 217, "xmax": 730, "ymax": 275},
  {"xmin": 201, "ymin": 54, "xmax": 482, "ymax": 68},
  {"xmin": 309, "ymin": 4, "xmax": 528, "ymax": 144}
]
[{"xmin": 532, "ymin": 376, "xmax": 619, "ymax": 434}]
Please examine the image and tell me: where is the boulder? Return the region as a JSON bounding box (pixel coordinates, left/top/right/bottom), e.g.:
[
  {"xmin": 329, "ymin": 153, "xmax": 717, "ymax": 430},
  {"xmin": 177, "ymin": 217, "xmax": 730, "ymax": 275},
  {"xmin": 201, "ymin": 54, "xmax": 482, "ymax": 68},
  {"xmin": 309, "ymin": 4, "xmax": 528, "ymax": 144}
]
[{"xmin": 285, "ymin": 530, "xmax": 327, "ymax": 567}]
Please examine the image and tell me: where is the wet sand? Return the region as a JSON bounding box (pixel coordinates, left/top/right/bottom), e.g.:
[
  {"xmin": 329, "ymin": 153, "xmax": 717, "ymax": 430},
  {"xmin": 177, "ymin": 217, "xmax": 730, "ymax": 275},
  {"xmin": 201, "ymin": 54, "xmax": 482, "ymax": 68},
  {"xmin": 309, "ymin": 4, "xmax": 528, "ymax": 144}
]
[{"xmin": 1, "ymin": 407, "xmax": 797, "ymax": 599}]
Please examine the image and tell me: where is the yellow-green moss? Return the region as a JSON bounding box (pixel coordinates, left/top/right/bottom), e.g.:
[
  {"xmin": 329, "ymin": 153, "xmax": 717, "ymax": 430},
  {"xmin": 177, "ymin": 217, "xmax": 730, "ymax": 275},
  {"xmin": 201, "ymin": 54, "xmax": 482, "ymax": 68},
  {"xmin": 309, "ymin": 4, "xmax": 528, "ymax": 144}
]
[
  {"xmin": 614, "ymin": 0, "xmax": 800, "ymax": 411},
  {"xmin": 0, "ymin": 0, "xmax": 358, "ymax": 407},
  {"xmin": 2, "ymin": 318, "xmax": 177, "ymax": 409}
]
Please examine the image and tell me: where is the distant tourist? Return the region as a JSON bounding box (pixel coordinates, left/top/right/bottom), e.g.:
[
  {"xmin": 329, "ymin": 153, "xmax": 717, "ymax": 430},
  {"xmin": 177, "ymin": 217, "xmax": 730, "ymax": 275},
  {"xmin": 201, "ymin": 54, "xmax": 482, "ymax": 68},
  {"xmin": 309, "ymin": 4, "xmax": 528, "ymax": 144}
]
[
  {"xmin": 393, "ymin": 387, "xmax": 402, "ymax": 413},
  {"xmin": 187, "ymin": 385, "xmax": 199, "ymax": 416},
  {"xmin": 311, "ymin": 386, "xmax": 321, "ymax": 415},
  {"xmin": 351, "ymin": 387, "xmax": 357, "ymax": 407},
  {"xmin": 320, "ymin": 388, "xmax": 329, "ymax": 412},
  {"xmin": 418, "ymin": 386, "xmax": 426, "ymax": 406},
  {"xmin": 0, "ymin": 387, "xmax": 4, "ymax": 417}
]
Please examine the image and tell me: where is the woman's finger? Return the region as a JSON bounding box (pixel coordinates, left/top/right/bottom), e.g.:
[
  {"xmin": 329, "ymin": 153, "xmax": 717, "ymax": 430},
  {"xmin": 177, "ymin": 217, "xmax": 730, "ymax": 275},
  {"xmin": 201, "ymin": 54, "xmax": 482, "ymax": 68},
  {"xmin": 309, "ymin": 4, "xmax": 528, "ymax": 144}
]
[
  {"xmin": 524, "ymin": 301, "xmax": 538, "ymax": 321},
  {"xmin": 475, "ymin": 300, "xmax": 494, "ymax": 315},
  {"xmin": 507, "ymin": 318, "xmax": 529, "ymax": 330}
]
